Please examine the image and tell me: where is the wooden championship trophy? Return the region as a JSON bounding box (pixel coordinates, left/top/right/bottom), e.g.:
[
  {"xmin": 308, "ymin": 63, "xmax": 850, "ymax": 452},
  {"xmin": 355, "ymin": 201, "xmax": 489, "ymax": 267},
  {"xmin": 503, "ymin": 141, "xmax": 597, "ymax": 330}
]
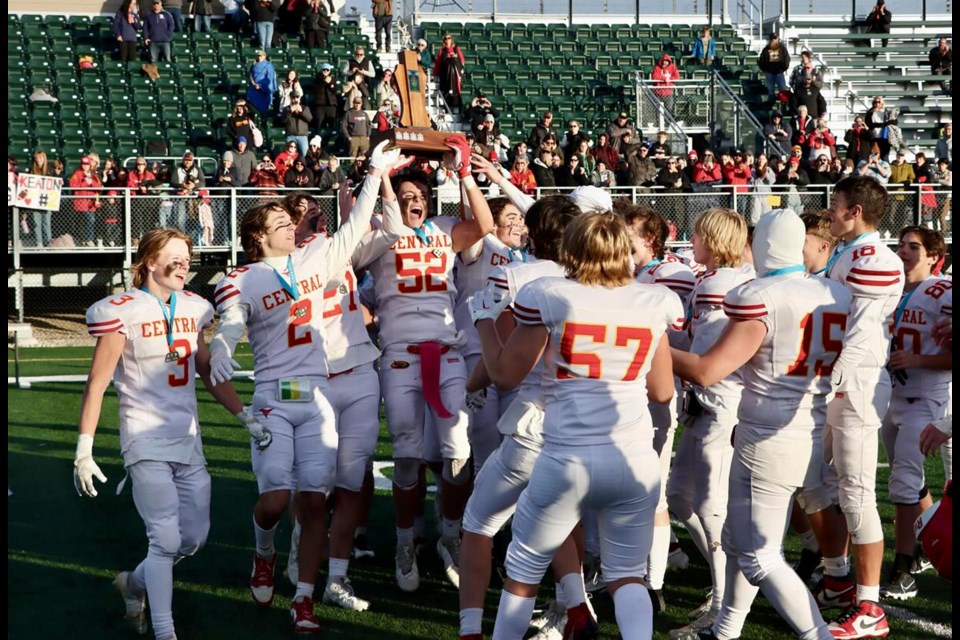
[{"xmin": 388, "ymin": 50, "xmax": 454, "ymax": 157}]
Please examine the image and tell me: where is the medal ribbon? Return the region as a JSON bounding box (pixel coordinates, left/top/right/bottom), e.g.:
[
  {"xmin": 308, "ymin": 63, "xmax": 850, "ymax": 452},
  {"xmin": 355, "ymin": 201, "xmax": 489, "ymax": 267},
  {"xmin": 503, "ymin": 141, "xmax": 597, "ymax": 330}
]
[
  {"xmin": 825, "ymin": 232, "xmax": 871, "ymax": 278},
  {"xmin": 270, "ymin": 255, "xmax": 300, "ymax": 302},
  {"xmin": 140, "ymin": 287, "xmax": 177, "ymax": 351}
]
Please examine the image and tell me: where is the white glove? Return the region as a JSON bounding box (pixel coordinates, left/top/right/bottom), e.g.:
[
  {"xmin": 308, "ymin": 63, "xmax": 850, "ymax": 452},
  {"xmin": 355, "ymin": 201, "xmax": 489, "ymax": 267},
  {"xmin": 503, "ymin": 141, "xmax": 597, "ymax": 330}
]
[
  {"xmin": 236, "ymin": 407, "xmax": 273, "ymax": 451},
  {"xmin": 73, "ymin": 434, "xmax": 107, "ymax": 498},
  {"xmin": 210, "ymin": 345, "xmax": 240, "ymax": 386},
  {"xmin": 368, "ymin": 139, "xmax": 401, "ymax": 172},
  {"xmin": 469, "ymin": 287, "xmax": 512, "ymax": 324},
  {"xmin": 465, "ymin": 388, "xmax": 487, "ymax": 413}
]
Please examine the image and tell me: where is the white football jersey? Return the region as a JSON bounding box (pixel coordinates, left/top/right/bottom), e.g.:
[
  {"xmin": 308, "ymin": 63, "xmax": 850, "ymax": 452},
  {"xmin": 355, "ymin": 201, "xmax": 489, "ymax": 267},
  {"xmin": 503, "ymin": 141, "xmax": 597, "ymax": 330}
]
[
  {"xmin": 669, "ymin": 248, "xmax": 707, "ymax": 276},
  {"xmin": 688, "ymin": 264, "xmax": 756, "ymax": 405},
  {"xmin": 365, "ymin": 216, "xmax": 461, "ymax": 347},
  {"xmin": 86, "ymin": 288, "xmax": 213, "ymax": 464},
  {"xmin": 487, "ymin": 257, "xmax": 566, "ymax": 409},
  {"xmin": 214, "ymin": 234, "xmax": 334, "ymax": 384},
  {"xmin": 827, "ymin": 232, "xmax": 904, "ymax": 369},
  {"xmin": 513, "ymin": 277, "xmax": 684, "ymax": 447},
  {"xmin": 724, "ymin": 273, "xmax": 852, "ymax": 420},
  {"xmin": 455, "ymin": 234, "xmax": 522, "ymax": 357},
  {"xmin": 323, "ymin": 264, "xmax": 380, "ymax": 374},
  {"xmin": 636, "ymin": 258, "xmax": 696, "ymax": 306},
  {"xmin": 892, "ymin": 276, "xmax": 952, "ymax": 399}
]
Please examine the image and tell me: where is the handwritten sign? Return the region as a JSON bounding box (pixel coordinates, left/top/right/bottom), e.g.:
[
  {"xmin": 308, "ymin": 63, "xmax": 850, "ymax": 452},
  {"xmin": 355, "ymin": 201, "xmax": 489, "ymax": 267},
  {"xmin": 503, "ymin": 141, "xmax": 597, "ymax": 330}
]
[{"xmin": 11, "ymin": 173, "xmax": 64, "ymax": 211}]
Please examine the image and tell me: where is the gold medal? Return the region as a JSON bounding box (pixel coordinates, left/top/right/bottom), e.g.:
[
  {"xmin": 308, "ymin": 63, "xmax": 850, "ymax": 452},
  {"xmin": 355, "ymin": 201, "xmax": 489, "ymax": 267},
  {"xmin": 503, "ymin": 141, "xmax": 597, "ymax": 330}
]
[
  {"xmin": 433, "ymin": 248, "xmax": 444, "ymax": 258},
  {"xmin": 165, "ymin": 350, "xmax": 181, "ymax": 362},
  {"xmin": 339, "ymin": 284, "xmax": 348, "ymax": 295},
  {"xmin": 293, "ymin": 305, "xmax": 307, "ymax": 319}
]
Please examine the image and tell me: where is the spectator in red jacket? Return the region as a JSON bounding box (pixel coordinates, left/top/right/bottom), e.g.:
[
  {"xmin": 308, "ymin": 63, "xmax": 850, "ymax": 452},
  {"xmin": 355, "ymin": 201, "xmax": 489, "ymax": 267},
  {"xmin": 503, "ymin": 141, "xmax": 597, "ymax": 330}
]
[
  {"xmin": 722, "ymin": 149, "xmax": 752, "ymax": 192},
  {"xmin": 693, "ymin": 149, "xmax": 723, "ymax": 184},
  {"xmin": 508, "ymin": 155, "xmax": 537, "ymax": 195},
  {"xmin": 249, "ymin": 155, "xmax": 282, "ymax": 195},
  {"xmin": 273, "ymin": 140, "xmax": 300, "ymax": 182},
  {"xmin": 433, "ymin": 34, "xmax": 465, "ymax": 111},
  {"xmin": 651, "ymin": 53, "xmax": 680, "ymax": 112},
  {"xmin": 68, "ymin": 156, "xmax": 103, "ymax": 246}
]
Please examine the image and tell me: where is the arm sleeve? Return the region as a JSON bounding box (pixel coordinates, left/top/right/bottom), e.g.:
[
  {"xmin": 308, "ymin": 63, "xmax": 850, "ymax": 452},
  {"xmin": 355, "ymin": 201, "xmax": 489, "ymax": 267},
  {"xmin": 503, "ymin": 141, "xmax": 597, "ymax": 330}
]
[
  {"xmin": 493, "ymin": 171, "xmax": 536, "ymax": 214},
  {"xmin": 512, "ymin": 283, "xmax": 545, "ymax": 327},
  {"xmin": 723, "ymin": 282, "xmax": 771, "ymax": 329},
  {"xmin": 86, "ymin": 299, "xmax": 128, "ymax": 337},
  {"xmin": 324, "ymin": 173, "xmax": 380, "ymax": 274},
  {"xmin": 210, "ymin": 291, "xmax": 250, "ymax": 360},
  {"xmin": 833, "ymin": 255, "xmax": 902, "ymax": 372}
]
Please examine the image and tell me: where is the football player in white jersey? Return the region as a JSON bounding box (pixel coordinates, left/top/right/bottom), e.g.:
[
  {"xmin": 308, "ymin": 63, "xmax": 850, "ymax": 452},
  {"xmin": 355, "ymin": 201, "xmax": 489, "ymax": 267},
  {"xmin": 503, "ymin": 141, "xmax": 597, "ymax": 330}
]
[
  {"xmin": 355, "ymin": 135, "xmax": 495, "ymax": 592},
  {"xmin": 454, "ymin": 196, "xmax": 527, "ymax": 469},
  {"xmin": 814, "ymin": 177, "xmax": 904, "ymax": 639},
  {"xmin": 663, "ymin": 208, "xmax": 754, "ymax": 637},
  {"xmin": 672, "ymin": 209, "xmax": 852, "ymax": 640},
  {"xmin": 623, "ymin": 204, "xmax": 697, "ymax": 304},
  {"xmin": 75, "ymin": 229, "xmax": 269, "ymax": 640},
  {"xmin": 790, "ymin": 211, "xmax": 847, "ymax": 585},
  {"xmin": 475, "ymin": 212, "xmax": 682, "ymax": 640},
  {"xmin": 207, "ymin": 143, "xmax": 397, "ymax": 632},
  {"xmin": 458, "ymin": 196, "xmax": 585, "ymax": 640},
  {"xmin": 878, "ymin": 226, "xmax": 952, "ymax": 600}
]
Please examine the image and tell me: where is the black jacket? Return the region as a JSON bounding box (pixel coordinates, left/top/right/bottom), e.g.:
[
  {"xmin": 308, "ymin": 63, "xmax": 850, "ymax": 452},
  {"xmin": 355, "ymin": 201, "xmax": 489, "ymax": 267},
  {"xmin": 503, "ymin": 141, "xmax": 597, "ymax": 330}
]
[
  {"xmin": 930, "ymin": 46, "xmax": 952, "ymax": 74},
  {"xmin": 791, "ymin": 86, "xmax": 827, "ymax": 119},
  {"xmin": 313, "ymin": 77, "xmax": 340, "ymax": 109},
  {"xmin": 530, "ymin": 159, "xmax": 555, "ymax": 188},
  {"xmin": 758, "ymin": 43, "xmax": 790, "ymax": 74},
  {"xmin": 865, "ymin": 6, "xmax": 892, "ymax": 34},
  {"xmin": 247, "ymin": 0, "xmax": 279, "ymax": 22}
]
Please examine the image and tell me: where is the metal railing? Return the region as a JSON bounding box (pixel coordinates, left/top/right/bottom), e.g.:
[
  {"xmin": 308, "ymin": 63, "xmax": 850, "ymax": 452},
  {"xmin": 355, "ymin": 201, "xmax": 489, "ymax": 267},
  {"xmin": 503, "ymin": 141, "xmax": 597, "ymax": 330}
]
[
  {"xmin": 634, "ymin": 75, "xmax": 701, "ymax": 156},
  {"xmin": 710, "ymin": 69, "xmax": 789, "ymax": 158},
  {"xmin": 7, "ymin": 185, "xmax": 952, "ymax": 324}
]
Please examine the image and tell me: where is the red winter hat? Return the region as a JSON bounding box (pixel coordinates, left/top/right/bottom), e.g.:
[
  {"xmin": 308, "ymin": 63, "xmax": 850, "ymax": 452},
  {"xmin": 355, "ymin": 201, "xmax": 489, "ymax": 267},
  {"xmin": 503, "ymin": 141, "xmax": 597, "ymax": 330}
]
[
  {"xmin": 488, "ymin": 151, "xmax": 498, "ymax": 162},
  {"xmin": 789, "ymin": 156, "xmax": 801, "ymax": 165}
]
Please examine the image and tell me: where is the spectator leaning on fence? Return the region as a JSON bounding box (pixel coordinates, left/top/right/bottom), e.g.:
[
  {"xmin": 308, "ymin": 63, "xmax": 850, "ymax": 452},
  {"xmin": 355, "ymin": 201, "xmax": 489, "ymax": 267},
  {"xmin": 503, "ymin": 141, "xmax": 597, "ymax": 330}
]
[
  {"xmin": 143, "ymin": 0, "xmax": 174, "ymax": 64},
  {"xmin": 889, "ymin": 148, "xmax": 915, "ymax": 187},
  {"xmin": 758, "ymin": 33, "xmax": 790, "ymax": 100},
  {"xmin": 691, "ymin": 26, "xmax": 716, "ymax": 66},
  {"xmin": 316, "ymin": 156, "xmax": 345, "ymax": 195},
  {"xmin": 936, "ymin": 122, "xmax": 951, "ymax": 166},
  {"xmin": 651, "ymin": 54, "xmax": 680, "ymax": 111},
  {"xmin": 592, "ymin": 161, "xmax": 617, "ymax": 188}
]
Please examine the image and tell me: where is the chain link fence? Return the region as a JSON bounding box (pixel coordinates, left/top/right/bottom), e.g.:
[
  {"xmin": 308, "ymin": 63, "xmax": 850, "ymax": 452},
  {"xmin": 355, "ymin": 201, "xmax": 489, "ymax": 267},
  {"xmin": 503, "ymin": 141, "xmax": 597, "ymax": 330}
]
[{"xmin": 8, "ymin": 185, "xmax": 950, "ymax": 345}]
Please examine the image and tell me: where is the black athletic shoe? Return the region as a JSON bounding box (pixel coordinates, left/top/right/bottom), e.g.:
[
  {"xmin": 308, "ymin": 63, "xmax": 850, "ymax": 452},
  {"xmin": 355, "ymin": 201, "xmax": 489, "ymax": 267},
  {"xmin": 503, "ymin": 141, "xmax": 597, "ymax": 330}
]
[
  {"xmin": 648, "ymin": 587, "xmax": 666, "ymax": 615},
  {"xmin": 880, "ymin": 569, "xmax": 918, "ymax": 601},
  {"xmin": 793, "ymin": 548, "xmax": 823, "ymax": 585}
]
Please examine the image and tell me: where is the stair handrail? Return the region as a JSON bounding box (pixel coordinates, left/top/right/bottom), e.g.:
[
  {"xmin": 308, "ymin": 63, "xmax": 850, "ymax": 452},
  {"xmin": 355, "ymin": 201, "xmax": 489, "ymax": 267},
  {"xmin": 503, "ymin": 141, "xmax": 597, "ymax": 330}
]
[{"xmin": 710, "ymin": 69, "xmax": 788, "ymax": 158}]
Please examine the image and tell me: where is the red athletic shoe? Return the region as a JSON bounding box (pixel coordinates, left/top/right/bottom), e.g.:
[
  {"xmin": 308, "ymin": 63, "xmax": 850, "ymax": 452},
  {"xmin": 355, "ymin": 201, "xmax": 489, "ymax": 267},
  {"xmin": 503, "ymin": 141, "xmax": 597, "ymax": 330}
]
[
  {"xmin": 828, "ymin": 601, "xmax": 889, "ymax": 639},
  {"xmin": 812, "ymin": 575, "xmax": 856, "ymax": 610},
  {"xmin": 291, "ymin": 596, "xmax": 322, "ymax": 634},
  {"xmin": 250, "ymin": 553, "xmax": 276, "ymax": 607},
  {"xmin": 562, "ymin": 602, "xmax": 599, "ymax": 640}
]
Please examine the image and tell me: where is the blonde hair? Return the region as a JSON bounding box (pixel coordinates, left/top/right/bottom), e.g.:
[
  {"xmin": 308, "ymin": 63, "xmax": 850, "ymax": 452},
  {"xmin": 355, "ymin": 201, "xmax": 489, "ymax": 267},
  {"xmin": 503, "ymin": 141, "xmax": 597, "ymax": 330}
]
[
  {"xmin": 132, "ymin": 228, "xmax": 193, "ymax": 288},
  {"xmin": 561, "ymin": 213, "xmax": 634, "ymax": 287},
  {"xmin": 693, "ymin": 208, "xmax": 747, "ymax": 268},
  {"xmin": 802, "ymin": 210, "xmax": 837, "ymax": 249}
]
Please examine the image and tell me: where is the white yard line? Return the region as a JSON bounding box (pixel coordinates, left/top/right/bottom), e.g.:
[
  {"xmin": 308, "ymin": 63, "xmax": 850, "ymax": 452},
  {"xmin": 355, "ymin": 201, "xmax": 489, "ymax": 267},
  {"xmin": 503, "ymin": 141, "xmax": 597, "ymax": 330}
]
[{"xmin": 884, "ymin": 604, "xmax": 953, "ymax": 638}]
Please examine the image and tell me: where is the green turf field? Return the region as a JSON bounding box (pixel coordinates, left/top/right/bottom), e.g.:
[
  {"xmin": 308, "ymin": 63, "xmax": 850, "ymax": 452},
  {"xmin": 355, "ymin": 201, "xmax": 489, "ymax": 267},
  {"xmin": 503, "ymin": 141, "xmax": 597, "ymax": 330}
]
[{"xmin": 7, "ymin": 347, "xmax": 953, "ymax": 639}]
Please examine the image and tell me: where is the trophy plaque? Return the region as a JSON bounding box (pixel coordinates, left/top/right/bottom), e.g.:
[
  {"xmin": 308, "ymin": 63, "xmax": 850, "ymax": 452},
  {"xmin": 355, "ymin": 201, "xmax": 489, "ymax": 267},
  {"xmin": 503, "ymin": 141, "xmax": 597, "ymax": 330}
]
[{"xmin": 387, "ymin": 50, "xmax": 454, "ymax": 158}]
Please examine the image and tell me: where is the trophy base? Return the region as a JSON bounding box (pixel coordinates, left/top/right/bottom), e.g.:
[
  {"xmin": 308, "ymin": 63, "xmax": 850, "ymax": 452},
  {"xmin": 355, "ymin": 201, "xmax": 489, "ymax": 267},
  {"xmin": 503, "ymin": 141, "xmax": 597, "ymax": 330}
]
[{"xmin": 386, "ymin": 128, "xmax": 454, "ymax": 159}]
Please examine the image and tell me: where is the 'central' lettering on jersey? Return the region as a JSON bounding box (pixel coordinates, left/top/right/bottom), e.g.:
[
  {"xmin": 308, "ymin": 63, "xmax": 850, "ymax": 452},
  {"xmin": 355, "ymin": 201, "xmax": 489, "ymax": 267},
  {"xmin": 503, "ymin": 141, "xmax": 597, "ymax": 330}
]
[
  {"xmin": 392, "ymin": 234, "xmax": 453, "ymax": 251},
  {"xmin": 901, "ymin": 309, "xmax": 926, "ymax": 325},
  {"xmin": 140, "ymin": 316, "xmax": 199, "ymax": 338},
  {"xmin": 261, "ymin": 273, "xmax": 324, "ymax": 310},
  {"xmin": 489, "ymin": 253, "xmax": 511, "ymax": 267}
]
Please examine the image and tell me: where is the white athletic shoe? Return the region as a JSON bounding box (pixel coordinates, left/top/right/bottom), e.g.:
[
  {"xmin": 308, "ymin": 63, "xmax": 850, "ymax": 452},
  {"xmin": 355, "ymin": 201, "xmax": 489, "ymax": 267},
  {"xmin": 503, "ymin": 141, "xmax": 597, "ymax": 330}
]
[
  {"xmin": 437, "ymin": 536, "xmax": 461, "ymax": 588},
  {"xmin": 667, "ymin": 545, "xmax": 690, "ymax": 572},
  {"xmin": 395, "ymin": 542, "xmax": 420, "ymax": 592},
  {"xmin": 529, "ymin": 599, "xmax": 564, "ymax": 632},
  {"xmin": 670, "ymin": 609, "xmax": 719, "ymax": 640},
  {"xmin": 529, "ymin": 601, "xmax": 566, "ymax": 640},
  {"xmin": 322, "ymin": 576, "xmax": 370, "ymax": 611},
  {"xmin": 114, "ymin": 571, "xmax": 148, "ymax": 635}
]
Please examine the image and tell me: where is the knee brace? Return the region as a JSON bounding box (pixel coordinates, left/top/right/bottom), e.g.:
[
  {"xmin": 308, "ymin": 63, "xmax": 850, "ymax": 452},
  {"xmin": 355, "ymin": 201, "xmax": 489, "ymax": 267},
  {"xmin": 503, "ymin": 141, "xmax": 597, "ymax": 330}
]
[
  {"xmin": 393, "ymin": 457, "xmax": 420, "ymax": 490},
  {"xmin": 442, "ymin": 457, "xmax": 472, "ymax": 486},
  {"xmin": 842, "ymin": 507, "xmax": 884, "ymax": 545}
]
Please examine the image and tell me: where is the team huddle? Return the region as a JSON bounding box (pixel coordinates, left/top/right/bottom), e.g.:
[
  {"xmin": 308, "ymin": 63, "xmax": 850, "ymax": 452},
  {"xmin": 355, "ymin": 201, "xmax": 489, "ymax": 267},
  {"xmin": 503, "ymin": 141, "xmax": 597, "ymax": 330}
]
[{"xmin": 72, "ymin": 139, "xmax": 952, "ymax": 640}]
